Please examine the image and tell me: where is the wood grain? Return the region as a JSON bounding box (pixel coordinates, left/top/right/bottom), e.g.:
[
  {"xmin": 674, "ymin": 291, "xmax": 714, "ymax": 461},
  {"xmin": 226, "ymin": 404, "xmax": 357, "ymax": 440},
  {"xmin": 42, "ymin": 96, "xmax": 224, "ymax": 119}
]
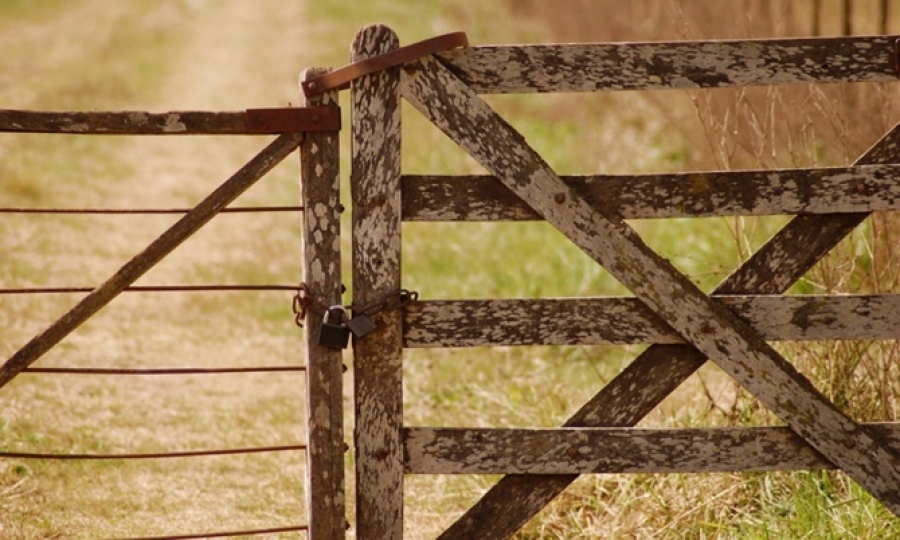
[
  {"xmin": 404, "ymin": 294, "xmax": 900, "ymax": 347},
  {"xmin": 350, "ymin": 25, "xmax": 404, "ymax": 540},
  {"xmin": 0, "ymin": 133, "xmax": 302, "ymax": 389},
  {"xmin": 437, "ymin": 36, "xmax": 899, "ymax": 94},
  {"xmin": 300, "ymin": 68, "xmax": 345, "ymax": 540},
  {"xmin": 438, "ymin": 123, "xmax": 900, "ymax": 539},
  {"xmin": 0, "ymin": 108, "xmax": 338, "ymax": 135},
  {"xmin": 405, "ymin": 424, "xmax": 900, "ymax": 475},
  {"xmin": 402, "ymin": 165, "xmax": 900, "ymax": 221},
  {"xmin": 402, "ymin": 54, "xmax": 900, "ymax": 529}
]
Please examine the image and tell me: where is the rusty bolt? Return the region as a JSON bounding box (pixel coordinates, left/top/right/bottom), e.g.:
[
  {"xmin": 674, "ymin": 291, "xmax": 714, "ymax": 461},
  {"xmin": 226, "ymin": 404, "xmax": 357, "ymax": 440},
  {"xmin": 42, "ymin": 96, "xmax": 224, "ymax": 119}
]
[
  {"xmin": 554, "ymin": 192, "xmax": 567, "ymax": 204},
  {"xmin": 307, "ymin": 81, "xmax": 318, "ymax": 91}
]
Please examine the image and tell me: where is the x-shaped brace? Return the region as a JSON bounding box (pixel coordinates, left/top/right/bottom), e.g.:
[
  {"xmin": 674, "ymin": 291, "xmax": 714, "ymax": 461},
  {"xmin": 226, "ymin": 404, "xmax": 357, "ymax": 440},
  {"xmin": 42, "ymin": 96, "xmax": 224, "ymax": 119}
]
[{"xmin": 401, "ymin": 54, "xmax": 900, "ymax": 537}]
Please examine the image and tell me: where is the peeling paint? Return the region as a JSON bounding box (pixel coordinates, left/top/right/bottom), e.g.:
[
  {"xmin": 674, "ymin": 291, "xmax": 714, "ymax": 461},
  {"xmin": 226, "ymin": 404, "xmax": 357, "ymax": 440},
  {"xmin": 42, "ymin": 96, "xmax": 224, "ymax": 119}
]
[{"xmin": 162, "ymin": 113, "xmax": 187, "ymax": 133}]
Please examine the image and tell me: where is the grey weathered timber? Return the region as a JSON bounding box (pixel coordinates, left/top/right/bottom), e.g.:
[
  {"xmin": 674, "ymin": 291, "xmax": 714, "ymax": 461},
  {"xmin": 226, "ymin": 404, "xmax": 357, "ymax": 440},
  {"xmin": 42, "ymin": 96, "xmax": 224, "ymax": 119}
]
[
  {"xmin": 403, "ymin": 164, "xmax": 900, "ymax": 221},
  {"xmin": 301, "ymin": 68, "xmax": 344, "ymax": 540},
  {"xmin": 436, "ymin": 115, "xmax": 900, "ymax": 540},
  {"xmin": 0, "ymin": 108, "xmax": 338, "ymax": 135},
  {"xmin": 350, "ymin": 25, "xmax": 404, "ymax": 540},
  {"xmin": 436, "ymin": 36, "xmax": 899, "ymax": 94},
  {"xmin": 402, "ymin": 54, "xmax": 900, "ymax": 521},
  {"xmin": 0, "ymin": 133, "xmax": 302, "ymax": 389},
  {"xmin": 404, "ymin": 294, "xmax": 900, "ymax": 347},
  {"xmin": 405, "ymin": 424, "xmax": 900, "ymax": 475}
]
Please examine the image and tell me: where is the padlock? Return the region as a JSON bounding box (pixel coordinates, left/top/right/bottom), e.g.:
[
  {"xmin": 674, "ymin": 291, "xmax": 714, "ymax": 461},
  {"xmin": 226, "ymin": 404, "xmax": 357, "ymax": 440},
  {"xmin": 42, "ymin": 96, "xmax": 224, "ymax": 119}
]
[
  {"xmin": 347, "ymin": 313, "xmax": 377, "ymax": 339},
  {"xmin": 318, "ymin": 305, "xmax": 350, "ymax": 350}
]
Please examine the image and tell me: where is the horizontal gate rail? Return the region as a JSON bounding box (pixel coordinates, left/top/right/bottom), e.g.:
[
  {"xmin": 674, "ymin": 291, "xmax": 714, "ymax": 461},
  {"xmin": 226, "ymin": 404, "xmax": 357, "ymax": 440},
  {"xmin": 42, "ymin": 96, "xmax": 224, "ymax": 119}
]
[
  {"xmin": 437, "ymin": 35, "xmax": 900, "ymax": 94},
  {"xmin": 0, "ymin": 107, "xmax": 339, "ymax": 134},
  {"xmin": 404, "ymin": 425, "xmax": 900, "ymax": 475},
  {"xmin": 402, "ymin": 163, "xmax": 900, "ymax": 220},
  {"xmin": 404, "ymin": 294, "xmax": 900, "ymax": 347}
]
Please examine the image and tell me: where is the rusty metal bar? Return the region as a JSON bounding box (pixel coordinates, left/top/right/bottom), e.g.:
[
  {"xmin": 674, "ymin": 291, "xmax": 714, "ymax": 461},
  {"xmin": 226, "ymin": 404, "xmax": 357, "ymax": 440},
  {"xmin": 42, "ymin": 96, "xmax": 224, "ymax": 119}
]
[
  {"xmin": 116, "ymin": 525, "xmax": 309, "ymax": 540},
  {"xmin": 0, "ymin": 206, "xmax": 303, "ymax": 214},
  {"xmin": 0, "ymin": 285, "xmax": 297, "ymax": 295},
  {"xmin": 23, "ymin": 366, "xmax": 306, "ymax": 375},
  {"xmin": 0, "ymin": 445, "xmax": 306, "ymax": 460}
]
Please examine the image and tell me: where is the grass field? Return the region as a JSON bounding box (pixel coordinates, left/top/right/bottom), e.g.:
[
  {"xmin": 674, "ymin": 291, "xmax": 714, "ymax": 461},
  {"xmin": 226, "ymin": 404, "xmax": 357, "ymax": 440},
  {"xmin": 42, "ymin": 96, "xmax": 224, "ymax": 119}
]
[{"xmin": 1, "ymin": 0, "xmax": 899, "ymax": 538}]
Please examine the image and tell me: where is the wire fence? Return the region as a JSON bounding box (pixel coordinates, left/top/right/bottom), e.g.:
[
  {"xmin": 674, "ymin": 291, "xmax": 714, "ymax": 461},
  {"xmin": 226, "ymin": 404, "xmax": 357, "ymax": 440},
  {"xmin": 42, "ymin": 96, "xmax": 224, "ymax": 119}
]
[{"xmin": 2, "ymin": 201, "xmax": 311, "ymax": 538}]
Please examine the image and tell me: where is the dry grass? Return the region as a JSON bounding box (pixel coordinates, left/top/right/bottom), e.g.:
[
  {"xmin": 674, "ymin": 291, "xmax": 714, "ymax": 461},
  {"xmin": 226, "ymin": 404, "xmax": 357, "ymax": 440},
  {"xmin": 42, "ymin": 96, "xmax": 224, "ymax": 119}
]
[{"xmin": 2, "ymin": 0, "xmax": 900, "ymax": 538}]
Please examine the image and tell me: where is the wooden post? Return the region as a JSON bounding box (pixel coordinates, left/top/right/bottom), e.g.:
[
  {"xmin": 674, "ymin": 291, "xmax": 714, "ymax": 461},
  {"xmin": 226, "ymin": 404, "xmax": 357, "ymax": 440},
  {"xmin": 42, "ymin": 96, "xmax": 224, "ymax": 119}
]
[
  {"xmin": 300, "ymin": 68, "xmax": 345, "ymax": 540},
  {"xmin": 350, "ymin": 25, "xmax": 404, "ymax": 540}
]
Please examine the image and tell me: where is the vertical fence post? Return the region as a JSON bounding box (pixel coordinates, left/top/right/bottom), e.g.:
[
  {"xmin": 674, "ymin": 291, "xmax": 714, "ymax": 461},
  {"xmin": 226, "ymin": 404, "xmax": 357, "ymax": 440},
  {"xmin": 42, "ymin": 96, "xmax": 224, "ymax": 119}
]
[
  {"xmin": 301, "ymin": 67, "xmax": 345, "ymax": 540},
  {"xmin": 350, "ymin": 25, "xmax": 404, "ymax": 540}
]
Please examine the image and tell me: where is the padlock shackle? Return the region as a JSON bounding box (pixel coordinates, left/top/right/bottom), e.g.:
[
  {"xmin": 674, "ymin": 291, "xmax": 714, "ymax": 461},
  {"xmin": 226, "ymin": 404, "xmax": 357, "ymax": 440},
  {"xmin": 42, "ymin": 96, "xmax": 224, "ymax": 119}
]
[{"xmin": 323, "ymin": 305, "xmax": 349, "ymax": 324}]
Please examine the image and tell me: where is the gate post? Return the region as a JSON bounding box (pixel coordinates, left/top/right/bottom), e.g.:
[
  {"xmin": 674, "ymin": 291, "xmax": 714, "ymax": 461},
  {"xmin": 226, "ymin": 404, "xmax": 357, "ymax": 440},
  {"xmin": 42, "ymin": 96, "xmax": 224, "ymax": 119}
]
[
  {"xmin": 350, "ymin": 25, "xmax": 404, "ymax": 540},
  {"xmin": 301, "ymin": 67, "xmax": 345, "ymax": 540}
]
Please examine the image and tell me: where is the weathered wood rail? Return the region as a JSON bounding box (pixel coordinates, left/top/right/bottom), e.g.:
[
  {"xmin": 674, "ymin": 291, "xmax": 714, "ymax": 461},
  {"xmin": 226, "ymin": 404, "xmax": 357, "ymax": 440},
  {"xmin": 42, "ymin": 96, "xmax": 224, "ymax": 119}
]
[{"xmin": 347, "ymin": 26, "xmax": 900, "ymax": 540}]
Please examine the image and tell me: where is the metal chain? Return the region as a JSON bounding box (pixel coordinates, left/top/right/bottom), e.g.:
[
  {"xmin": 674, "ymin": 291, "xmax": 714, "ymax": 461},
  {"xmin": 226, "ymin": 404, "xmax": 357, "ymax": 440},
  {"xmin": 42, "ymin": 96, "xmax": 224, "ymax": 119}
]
[{"xmin": 292, "ymin": 283, "xmax": 417, "ymax": 328}]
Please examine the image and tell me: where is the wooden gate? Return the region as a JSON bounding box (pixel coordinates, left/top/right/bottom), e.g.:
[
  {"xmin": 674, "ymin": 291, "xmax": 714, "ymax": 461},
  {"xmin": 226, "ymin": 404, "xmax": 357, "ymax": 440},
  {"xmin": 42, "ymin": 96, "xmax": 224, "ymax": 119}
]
[
  {"xmin": 0, "ymin": 92, "xmax": 345, "ymax": 538},
  {"xmin": 348, "ymin": 25, "xmax": 900, "ymax": 538}
]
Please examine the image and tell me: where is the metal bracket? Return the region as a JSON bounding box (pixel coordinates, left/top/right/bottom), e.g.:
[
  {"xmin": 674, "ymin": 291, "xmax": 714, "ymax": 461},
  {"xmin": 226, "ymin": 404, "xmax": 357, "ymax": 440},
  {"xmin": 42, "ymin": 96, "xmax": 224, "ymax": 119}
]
[
  {"xmin": 301, "ymin": 31, "xmax": 469, "ymax": 97},
  {"xmin": 245, "ymin": 106, "xmax": 341, "ymax": 134}
]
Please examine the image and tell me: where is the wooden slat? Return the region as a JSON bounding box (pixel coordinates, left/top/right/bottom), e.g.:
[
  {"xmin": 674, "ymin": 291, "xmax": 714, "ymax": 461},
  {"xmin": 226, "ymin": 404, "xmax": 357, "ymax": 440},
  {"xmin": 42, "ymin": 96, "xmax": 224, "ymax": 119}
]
[
  {"xmin": 437, "ymin": 36, "xmax": 899, "ymax": 95},
  {"xmin": 300, "ymin": 69, "xmax": 345, "ymax": 540},
  {"xmin": 0, "ymin": 133, "xmax": 302, "ymax": 389},
  {"xmin": 402, "ymin": 54, "xmax": 900, "ymax": 527},
  {"xmin": 350, "ymin": 25, "xmax": 404, "ymax": 540},
  {"xmin": 439, "ymin": 124, "xmax": 900, "ymax": 539},
  {"xmin": 402, "ymin": 165, "xmax": 900, "ymax": 221},
  {"xmin": 0, "ymin": 107, "xmax": 339, "ymax": 134},
  {"xmin": 404, "ymin": 294, "xmax": 900, "ymax": 348},
  {"xmin": 441, "ymin": 124, "xmax": 900, "ymax": 539},
  {"xmin": 404, "ymin": 424, "xmax": 900, "ymax": 475}
]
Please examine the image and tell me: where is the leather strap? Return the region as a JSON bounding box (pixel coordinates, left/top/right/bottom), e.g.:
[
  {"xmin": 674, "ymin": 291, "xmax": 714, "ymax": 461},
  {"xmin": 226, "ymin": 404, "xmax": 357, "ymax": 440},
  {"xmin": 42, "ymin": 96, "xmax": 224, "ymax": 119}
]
[{"xmin": 302, "ymin": 32, "xmax": 468, "ymax": 97}]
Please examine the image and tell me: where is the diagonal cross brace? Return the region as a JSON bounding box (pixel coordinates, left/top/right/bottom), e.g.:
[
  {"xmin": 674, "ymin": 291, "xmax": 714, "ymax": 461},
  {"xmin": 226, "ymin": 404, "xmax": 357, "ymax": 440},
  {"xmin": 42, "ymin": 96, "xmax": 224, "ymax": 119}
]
[
  {"xmin": 401, "ymin": 54, "xmax": 900, "ymax": 524},
  {"xmin": 439, "ymin": 124, "xmax": 900, "ymax": 538},
  {"xmin": 0, "ymin": 133, "xmax": 304, "ymax": 389}
]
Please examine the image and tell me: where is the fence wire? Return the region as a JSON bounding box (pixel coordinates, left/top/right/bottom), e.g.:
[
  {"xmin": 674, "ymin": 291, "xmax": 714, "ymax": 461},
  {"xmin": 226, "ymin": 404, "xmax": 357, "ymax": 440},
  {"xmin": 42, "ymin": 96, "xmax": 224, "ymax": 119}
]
[{"xmin": 1, "ymin": 199, "xmax": 314, "ymax": 538}]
